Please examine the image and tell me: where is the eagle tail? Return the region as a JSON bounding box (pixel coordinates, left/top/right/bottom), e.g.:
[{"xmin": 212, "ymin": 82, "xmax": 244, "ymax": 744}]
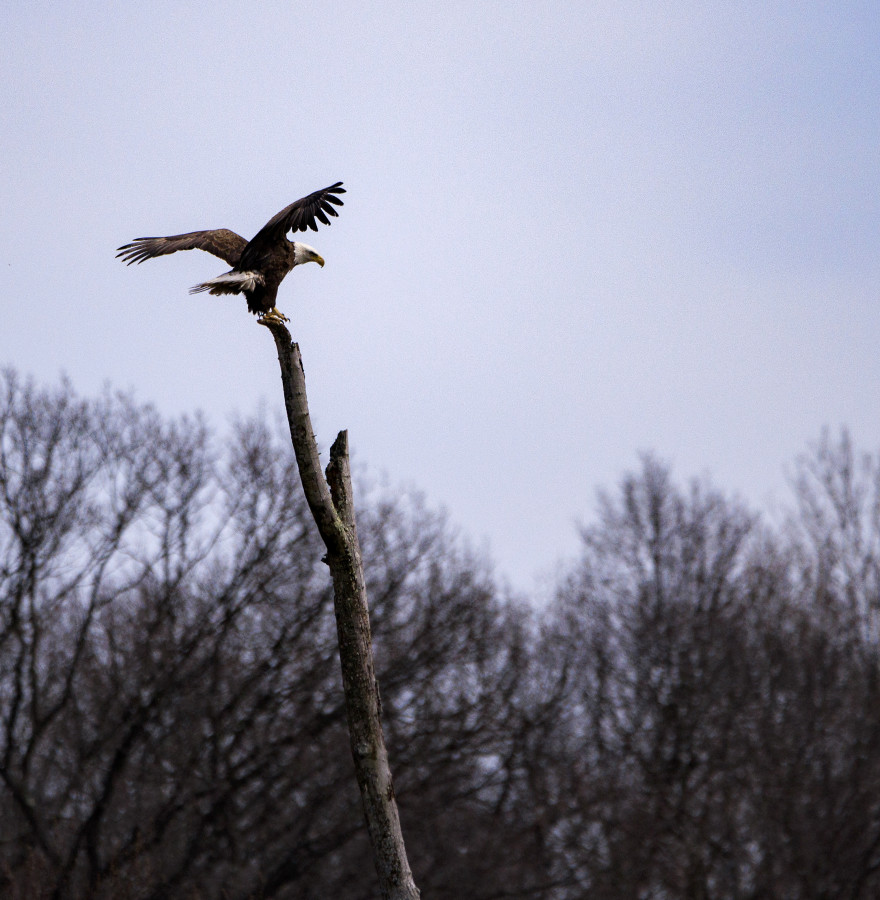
[{"xmin": 190, "ymin": 270, "xmax": 264, "ymax": 296}]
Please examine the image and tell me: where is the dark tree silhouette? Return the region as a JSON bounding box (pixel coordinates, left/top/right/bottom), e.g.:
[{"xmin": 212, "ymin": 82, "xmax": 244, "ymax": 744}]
[
  {"xmin": 2, "ymin": 369, "xmax": 880, "ymax": 899},
  {"xmin": 0, "ymin": 370, "xmax": 508, "ymax": 898}
]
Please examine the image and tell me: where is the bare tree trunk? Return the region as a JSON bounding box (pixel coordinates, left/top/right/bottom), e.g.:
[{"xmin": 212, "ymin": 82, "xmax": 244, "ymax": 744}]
[{"xmin": 260, "ymin": 319, "xmax": 420, "ymax": 900}]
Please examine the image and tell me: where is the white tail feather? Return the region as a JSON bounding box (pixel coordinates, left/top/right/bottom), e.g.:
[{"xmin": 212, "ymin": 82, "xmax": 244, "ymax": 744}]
[{"xmin": 190, "ymin": 270, "xmax": 264, "ymax": 295}]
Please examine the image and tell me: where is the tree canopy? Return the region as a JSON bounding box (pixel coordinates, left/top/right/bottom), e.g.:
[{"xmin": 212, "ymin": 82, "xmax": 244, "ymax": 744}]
[{"xmin": 1, "ymin": 369, "xmax": 879, "ymax": 898}]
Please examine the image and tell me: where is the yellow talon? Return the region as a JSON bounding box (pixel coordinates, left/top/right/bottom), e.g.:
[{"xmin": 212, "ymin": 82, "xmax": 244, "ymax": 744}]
[{"xmin": 258, "ymin": 308, "xmax": 289, "ymax": 326}]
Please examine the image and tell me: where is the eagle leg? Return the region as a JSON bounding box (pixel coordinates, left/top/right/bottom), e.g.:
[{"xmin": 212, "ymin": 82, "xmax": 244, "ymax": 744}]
[{"xmin": 258, "ymin": 308, "xmax": 290, "ymax": 325}]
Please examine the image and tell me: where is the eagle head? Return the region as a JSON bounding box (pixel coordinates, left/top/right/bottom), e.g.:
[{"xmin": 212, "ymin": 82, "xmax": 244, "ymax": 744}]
[{"xmin": 293, "ymin": 242, "xmax": 325, "ymax": 268}]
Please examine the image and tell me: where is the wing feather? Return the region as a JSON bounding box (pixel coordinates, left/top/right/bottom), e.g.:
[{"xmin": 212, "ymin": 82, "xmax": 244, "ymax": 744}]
[
  {"xmin": 240, "ymin": 183, "xmax": 345, "ymax": 267},
  {"xmin": 116, "ymin": 229, "xmax": 248, "ymax": 267}
]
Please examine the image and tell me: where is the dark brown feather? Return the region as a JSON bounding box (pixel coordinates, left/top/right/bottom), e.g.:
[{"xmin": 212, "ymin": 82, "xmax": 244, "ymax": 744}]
[
  {"xmin": 239, "ymin": 183, "xmax": 345, "ymax": 269},
  {"xmin": 116, "ymin": 229, "xmax": 248, "ymax": 266}
]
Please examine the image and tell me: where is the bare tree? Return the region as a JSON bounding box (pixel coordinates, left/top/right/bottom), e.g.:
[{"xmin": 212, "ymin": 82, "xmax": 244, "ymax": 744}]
[
  {"xmin": 259, "ymin": 320, "xmax": 420, "ymax": 899},
  {"xmin": 5, "ymin": 369, "xmax": 880, "ymax": 900},
  {"xmin": 514, "ymin": 453, "xmax": 880, "ymax": 899},
  {"xmin": 789, "ymin": 428, "xmax": 880, "ymax": 635},
  {"xmin": 0, "ymin": 369, "xmax": 510, "ymax": 899}
]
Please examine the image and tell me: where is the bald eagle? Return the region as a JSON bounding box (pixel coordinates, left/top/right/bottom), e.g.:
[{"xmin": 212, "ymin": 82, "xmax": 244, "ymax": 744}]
[{"xmin": 117, "ymin": 183, "xmax": 345, "ymax": 322}]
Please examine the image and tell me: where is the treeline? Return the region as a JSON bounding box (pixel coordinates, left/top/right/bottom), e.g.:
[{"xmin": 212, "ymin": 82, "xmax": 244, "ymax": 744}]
[{"xmin": 1, "ymin": 368, "xmax": 879, "ymax": 899}]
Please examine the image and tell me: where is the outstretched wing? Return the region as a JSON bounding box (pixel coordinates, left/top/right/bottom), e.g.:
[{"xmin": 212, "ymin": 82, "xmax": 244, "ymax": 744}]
[
  {"xmin": 116, "ymin": 229, "xmax": 248, "ymax": 267},
  {"xmin": 261, "ymin": 182, "xmax": 346, "ymax": 234},
  {"xmin": 240, "ymin": 183, "xmax": 345, "ymax": 267}
]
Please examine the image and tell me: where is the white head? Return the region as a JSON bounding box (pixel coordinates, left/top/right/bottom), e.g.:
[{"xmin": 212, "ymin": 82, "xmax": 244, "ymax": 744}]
[{"xmin": 292, "ymin": 242, "xmax": 325, "ymax": 267}]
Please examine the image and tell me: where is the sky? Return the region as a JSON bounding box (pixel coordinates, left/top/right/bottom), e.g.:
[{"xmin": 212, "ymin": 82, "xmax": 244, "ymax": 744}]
[{"xmin": 1, "ymin": 1, "xmax": 879, "ymax": 593}]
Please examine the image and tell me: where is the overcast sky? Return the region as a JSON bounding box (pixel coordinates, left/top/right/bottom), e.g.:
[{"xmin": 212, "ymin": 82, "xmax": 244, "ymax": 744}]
[{"xmin": 2, "ymin": 2, "xmax": 878, "ymax": 592}]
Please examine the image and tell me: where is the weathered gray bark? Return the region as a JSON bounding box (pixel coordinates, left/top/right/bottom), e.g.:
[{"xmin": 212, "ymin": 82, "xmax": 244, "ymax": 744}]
[{"xmin": 260, "ymin": 319, "xmax": 420, "ymax": 900}]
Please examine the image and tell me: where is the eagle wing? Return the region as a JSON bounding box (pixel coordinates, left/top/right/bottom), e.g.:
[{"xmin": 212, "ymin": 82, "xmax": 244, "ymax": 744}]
[
  {"xmin": 240, "ymin": 183, "xmax": 345, "ymax": 267},
  {"xmin": 116, "ymin": 229, "xmax": 248, "ymax": 267}
]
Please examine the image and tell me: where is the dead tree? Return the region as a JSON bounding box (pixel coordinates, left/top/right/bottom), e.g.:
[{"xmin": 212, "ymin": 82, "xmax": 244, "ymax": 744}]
[{"xmin": 260, "ymin": 319, "xmax": 420, "ymax": 900}]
